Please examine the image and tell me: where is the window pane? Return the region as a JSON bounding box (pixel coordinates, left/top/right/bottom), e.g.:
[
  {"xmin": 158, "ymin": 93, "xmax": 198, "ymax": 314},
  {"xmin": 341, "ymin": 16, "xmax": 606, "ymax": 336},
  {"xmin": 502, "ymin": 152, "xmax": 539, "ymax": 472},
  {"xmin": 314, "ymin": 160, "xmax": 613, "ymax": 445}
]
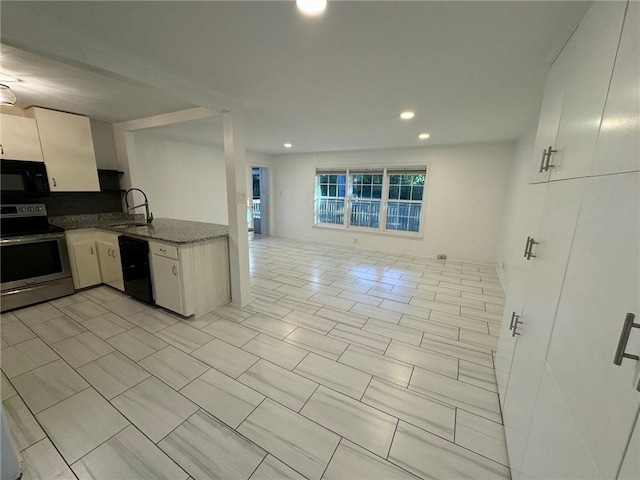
[
  {"xmin": 389, "ymin": 174, "xmax": 400, "ymax": 185},
  {"xmin": 373, "ymin": 174, "xmax": 383, "ymax": 184},
  {"xmin": 317, "ymin": 199, "xmax": 345, "ymax": 225},
  {"xmin": 389, "ymin": 185, "xmax": 399, "ymax": 199},
  {"xmin": 350, "ymin": 200, "xmax": 380, "ymax": 228},
  {"xmin": 321, "ymin": 184, "xmax": 328, "ymax": 196},
  {"xmin": 413, "ymin": 175, "xmax": 425, "ymax": 185},
  {"xmin": 386, "ymin": 201, "xmax": 421, "ymax": 232},
  {"xmin": 400, "ymin": 185, "xmax": 411, "ymax": 200},
  {"xmin": 362, "ymin": 185, "xmax": 372, "ymax": 198},
  {"xmin": 411, "ymin": 186, "xmax": 423, "ymax": 201},
  {"xmin": 329, "ymin": 175, "xmax": 337, "ymax": 184},
  {"xmin": 363, "ymin": 174, "xmax": 372, "ymax": 184},
  {"xmin": 329, "ymin": 185, "xmax": 337, "ymax": 197},
  {"xmin": 372, "ymin": 185, "xmax": 382, "ymax": 198}
]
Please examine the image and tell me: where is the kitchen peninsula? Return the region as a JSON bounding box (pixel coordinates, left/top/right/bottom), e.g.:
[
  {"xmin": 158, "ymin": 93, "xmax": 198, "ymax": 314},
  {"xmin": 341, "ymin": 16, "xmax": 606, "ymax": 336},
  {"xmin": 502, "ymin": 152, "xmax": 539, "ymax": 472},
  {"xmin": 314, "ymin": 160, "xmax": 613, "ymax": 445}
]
[{"xmin": 51, "ymin": 215, "xmax": 231, "ymax": 318}]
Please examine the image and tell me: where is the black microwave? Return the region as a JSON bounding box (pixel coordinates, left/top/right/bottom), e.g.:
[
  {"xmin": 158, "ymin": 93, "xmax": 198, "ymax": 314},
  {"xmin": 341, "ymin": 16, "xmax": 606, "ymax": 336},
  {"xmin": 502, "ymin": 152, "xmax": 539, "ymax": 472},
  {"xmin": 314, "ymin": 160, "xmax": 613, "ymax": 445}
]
[{"xmin": 1, "ymin": 160, "xmax": 50, "ymax": 199}]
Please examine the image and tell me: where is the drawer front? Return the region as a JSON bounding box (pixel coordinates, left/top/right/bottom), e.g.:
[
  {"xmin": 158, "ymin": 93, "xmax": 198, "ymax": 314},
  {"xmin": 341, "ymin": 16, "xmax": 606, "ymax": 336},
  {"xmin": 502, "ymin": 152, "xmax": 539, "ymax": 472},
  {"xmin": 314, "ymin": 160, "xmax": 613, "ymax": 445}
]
[{"xmin": 149, "ymin": 241, "xmax": 178, "ymax": 260}]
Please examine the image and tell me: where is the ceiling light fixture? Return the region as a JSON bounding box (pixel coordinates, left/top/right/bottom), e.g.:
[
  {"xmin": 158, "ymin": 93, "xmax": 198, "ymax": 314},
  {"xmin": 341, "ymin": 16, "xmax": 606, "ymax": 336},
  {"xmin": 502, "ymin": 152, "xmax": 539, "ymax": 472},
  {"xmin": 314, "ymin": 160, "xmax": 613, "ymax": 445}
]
[
  {"xmin": 284, "ymin": 143, "xmax": 293, "ymax": 149},
  {"xmin": 400, "ymin": 111, "xmax": 415, "ymax": 120},
  {"xmin": 419, "ymin": 133, "xmax": 430, "ymax": 139},
  {"xmin": 296, "ymin": 0, "xmax": 327, "ymax": 16},
  {"xmin": 0, "ymin": 84, "xmax": 17, "ymax": 106}
]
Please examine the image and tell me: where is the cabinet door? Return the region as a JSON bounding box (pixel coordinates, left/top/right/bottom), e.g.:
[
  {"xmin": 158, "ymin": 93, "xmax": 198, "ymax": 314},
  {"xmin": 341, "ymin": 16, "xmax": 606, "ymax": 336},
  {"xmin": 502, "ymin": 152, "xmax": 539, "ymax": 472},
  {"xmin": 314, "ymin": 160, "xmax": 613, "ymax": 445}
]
[
  {"xmin": 545, "ymin": 173, "xmax": 640, "ymax": 478},
  {"xmin": 0, "ymin": 114, "xmax": 44, "ymax": 161},
  {"xmin": 503, "ymin": 178, "xmax": 588, "ymax": 479},
  {"xmin": 96, "ymin": 241, "xmax": 116, "ymax": 289},
  {"xmin": 519, "ymin": 365, "xmax": 600, "ymax": 480},
  {"xmin": 30, "ymin": 107, "xmax": 100, "ymax": 192},
  {"xmin": 618, "ymin": 408, "xmax": 640, "ymax": 480},
  {"xmin": 591, "ymin": 1, "xmax": 640, "ymax": 176},
  {"xmin": 495, "ymin": 294, "xmax": 522, "ymax": 409},
  {"xmin": 548, "ymin": 2, "xmax": 626, "ymax": 181},
  {"xmin": 71, "ymin": 241, "xmax": 101, "ymax": 289},
  {"xmin": 528, "ymin": 39, "xmax": 572, "ymax": 184},
  {"xmin": 151, "ymin": 254, "xmax": 184, "ymax": 315},
  {"xmin": 110, "ymin": 243, "xmax": 124, "ymax": 292}
]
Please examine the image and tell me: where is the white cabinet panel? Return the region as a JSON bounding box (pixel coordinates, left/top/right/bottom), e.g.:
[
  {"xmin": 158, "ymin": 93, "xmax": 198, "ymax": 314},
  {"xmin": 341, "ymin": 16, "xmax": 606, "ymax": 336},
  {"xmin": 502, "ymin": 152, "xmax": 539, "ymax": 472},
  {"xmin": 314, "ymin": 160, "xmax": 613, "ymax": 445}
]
[
  {"xmin": 71, "ymin": 241, "xmax": 101, "ymax": 289},
  {"xmin": 28, "ymin": 107, "xmax": 99, "ymax": 192},
  {"xmin": 546, "ymin": 173, "xmax": 640, "ymax": 478},
  {"xmin": 151, "ymin": 254, "xmax": 184, "ymax": 315},
  {"xmin": 508, "ymin": 183, "xmax": 547, "ymax": 302},
  {"xmin": 97, "ymin": 240, "xmax": 124, "ymax": 291},
  {"xmin": 0, "ymin": 114, "xmax": 44, "ymax": 161},
  {"xmin": 519, "ymin": 365, "xmax": 599, "ymax": 480},
  {"xmin": 549, "ymin": 2, "xmax": 626, "ymax": 181},
  {"xmin": 618, "ymin": 409, "xmax": 640, "ymax": 480},
  {"xmin": 495, "ymin": 294, "xmax": 522, "ymax": 409},
  {"xmin": 528, "ymin": 40, "xmax": 572, "ymax": 184},
  {"xmin": 591, "ymin": 1, "xmax": 640, "ymax": 176},
  {"xmin": 503, "ymin": 178, "xmax": 587, "ymax": 479}
]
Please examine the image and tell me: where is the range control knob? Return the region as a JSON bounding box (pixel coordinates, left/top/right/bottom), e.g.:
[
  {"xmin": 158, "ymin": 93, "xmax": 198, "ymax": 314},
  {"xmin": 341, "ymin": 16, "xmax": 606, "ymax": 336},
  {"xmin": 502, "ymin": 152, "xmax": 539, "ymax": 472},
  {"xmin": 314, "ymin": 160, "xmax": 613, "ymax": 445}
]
[
  {"xmin": 27, "ymin": 207, "xmax": 32, "ymax": 212},
  {"xmin": 19, "ymin": 207, "xmax": 25, "ymax": 212},
  {"xmin": 35, "ymin": 207, "xmax": 42, "ymax": 211}
]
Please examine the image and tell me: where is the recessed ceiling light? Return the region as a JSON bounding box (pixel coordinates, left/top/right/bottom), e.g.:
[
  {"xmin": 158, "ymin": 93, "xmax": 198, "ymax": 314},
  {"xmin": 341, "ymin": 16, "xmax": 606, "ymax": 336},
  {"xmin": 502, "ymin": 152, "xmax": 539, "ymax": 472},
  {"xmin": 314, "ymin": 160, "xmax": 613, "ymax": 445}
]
[
  {"xmin": 419, "ymin": 133, "xmax": 430, "ymax": 139},
  {"xmin": 400, "ymin": 111, "xmax": 415, "ymax": 120},
  {"xmin": 296, "ymin": 0, "xmax": 327, "ymax": 16},
  {"xmin": 284, "ymin": 143, "xmax": 293, "ymax": 149}
]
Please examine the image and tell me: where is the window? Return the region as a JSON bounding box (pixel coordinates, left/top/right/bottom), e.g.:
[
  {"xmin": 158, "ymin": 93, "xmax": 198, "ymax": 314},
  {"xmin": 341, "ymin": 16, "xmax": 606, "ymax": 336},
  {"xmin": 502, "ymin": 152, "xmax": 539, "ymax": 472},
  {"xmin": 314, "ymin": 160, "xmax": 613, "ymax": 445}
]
[
  {"xmin": 314, "ymin": 172, "xmax": 347, "ymax": 225},
  {"xmin": 314, "ymin": 167, "xmax": 427, "ymax": 235}
]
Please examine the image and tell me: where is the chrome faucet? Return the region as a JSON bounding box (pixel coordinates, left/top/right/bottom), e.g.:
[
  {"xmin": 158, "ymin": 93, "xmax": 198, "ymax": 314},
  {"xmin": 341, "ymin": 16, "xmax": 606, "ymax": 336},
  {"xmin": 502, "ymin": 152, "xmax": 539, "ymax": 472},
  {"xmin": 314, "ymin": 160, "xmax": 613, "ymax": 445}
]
[{"xmin": 124, "ymin": 188, "xmax": 154, "ymax": 224}]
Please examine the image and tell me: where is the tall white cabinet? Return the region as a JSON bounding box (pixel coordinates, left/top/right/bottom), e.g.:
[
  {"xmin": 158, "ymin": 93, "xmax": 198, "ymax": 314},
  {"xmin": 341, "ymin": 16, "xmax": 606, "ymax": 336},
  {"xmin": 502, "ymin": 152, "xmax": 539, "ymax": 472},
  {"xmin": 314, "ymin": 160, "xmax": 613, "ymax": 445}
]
[{"xmin": 496, "ymin": 2, "xmax": 640, "ymax": 479}]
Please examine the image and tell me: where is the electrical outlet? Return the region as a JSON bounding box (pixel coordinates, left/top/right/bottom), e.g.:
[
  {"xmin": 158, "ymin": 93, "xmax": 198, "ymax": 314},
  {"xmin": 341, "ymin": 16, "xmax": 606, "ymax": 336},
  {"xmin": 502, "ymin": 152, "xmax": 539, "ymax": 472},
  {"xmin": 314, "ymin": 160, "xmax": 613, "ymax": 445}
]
[{"xmin": 437, "ymin": 254, "xmax": 447, "ymax": 260}]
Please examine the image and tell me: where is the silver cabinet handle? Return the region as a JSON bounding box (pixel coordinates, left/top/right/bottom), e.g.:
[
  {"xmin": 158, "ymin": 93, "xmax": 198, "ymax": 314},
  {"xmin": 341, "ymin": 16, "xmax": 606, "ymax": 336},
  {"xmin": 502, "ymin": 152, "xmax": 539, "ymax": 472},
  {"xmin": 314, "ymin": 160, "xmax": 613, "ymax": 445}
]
[
  {"xmin": 160, "ymin": 248, "xmax": 167, "ymax": 254},
  {"xmin": 613, "ymin": 313, "xmax": 640, "ymax": 392},
  {"xmin": 539, "ymin": 145, "xmax": 558, "ymax": 172},
  {"xmin": 509, "ymin": 311, "xmax": 520, "ymax": 331},
  {"xmin": 172, "ymin": 265, "xmax": 177, "ymax": 276},
  {"xmin": 524, "ymin": 236, "xmax": 538, "ymax": 260},
  {"xmin": 0, "ymin": 144, "xmax": 4, "ymax": 155},
  {"xmin": 90, "ymin": 246, "xmax": 94, "ymax": 255},
  {"xmin": 512, "ymin": 317, "xmax": 523, "ymax": 337},
  {"xmin": 52, "ymin": 177, "xmax": 57, "ymax": 187}
]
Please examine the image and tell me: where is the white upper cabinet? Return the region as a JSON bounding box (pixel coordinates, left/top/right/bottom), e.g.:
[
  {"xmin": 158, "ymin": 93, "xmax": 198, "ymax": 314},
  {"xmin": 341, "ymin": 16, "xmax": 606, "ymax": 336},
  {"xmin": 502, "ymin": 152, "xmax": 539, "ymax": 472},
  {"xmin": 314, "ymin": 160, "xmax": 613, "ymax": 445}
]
[
  {"xmin": 545, "ymin": 172, "xmax": 640, "ymax": 478},
  {"xmin": 27, "ymin": 107, "xmax": 100, "ymax": 192},
  {"xmin": 548, "ymin": 2, "xmax": 627, "ymax": 181},
  {"xmin": 0, "ymin": 114, "xmax": 44, "ymax": 161},
  {"xmin": 528, "ymin": 40, "xmax": 573, "ymax": 184},
  {"xmin": 591, "ymin": 1, "xmax": 640, "ymax": 176}
]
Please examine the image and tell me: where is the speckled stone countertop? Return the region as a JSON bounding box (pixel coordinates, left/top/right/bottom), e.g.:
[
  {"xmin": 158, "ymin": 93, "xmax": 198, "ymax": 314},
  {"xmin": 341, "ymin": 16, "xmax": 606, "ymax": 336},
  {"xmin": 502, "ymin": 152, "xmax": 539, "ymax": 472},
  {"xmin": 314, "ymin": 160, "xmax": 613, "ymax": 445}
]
[{"xmin": 50, "ymin": 214, "xmax": 229, "ymax": 245}]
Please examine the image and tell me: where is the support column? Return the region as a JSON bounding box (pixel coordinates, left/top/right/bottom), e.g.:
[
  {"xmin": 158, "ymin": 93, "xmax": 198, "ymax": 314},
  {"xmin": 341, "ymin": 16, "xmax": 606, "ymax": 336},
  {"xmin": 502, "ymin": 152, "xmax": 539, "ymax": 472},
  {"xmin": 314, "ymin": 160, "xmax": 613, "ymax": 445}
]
[{"xmin": 223, "ymin": 110, "xmax": 252, "ymax": 306}]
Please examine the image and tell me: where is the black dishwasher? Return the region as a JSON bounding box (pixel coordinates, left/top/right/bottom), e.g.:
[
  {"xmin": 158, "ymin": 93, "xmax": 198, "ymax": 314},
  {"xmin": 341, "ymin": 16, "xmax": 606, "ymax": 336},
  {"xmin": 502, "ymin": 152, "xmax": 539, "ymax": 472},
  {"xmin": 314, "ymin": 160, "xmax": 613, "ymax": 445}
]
[{"xmin": 119, "ymin": 236, "xmax": 155, "ymax": 305}]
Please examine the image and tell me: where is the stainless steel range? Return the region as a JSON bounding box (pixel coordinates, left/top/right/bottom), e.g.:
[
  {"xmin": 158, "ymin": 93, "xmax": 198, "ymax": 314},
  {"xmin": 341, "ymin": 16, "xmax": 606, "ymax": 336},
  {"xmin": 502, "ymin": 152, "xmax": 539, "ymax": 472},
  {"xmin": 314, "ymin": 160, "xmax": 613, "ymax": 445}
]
[{"xmin": 1, "ymin": 203, "xmax": 74, "ymax": 312}]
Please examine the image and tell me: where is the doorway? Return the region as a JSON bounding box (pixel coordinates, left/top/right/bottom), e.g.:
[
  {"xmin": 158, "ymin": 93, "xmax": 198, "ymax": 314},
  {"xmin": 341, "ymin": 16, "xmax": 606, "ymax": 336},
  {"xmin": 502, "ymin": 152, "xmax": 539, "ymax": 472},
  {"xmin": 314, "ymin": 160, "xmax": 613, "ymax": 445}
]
[{"xmin": 252, "ymin": 166, "xmax": 269, "ymax": 235}]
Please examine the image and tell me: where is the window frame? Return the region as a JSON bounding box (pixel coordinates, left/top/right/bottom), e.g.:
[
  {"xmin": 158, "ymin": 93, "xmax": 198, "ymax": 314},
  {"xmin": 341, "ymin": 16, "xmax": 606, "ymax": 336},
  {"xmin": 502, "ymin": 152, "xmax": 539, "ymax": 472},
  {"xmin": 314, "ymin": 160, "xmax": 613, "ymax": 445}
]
[{"xmin": 313, "ymin": 165, "xmax": 428, "ymax": 238}]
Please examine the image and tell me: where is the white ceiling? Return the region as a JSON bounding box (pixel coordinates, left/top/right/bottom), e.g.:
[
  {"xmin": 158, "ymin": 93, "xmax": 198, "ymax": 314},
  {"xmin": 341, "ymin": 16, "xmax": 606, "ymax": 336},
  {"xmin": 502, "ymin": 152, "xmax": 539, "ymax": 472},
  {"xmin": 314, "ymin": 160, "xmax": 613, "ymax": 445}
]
[{"xmin": 0, "ymin": 1, "xmax": 590, "ymax": 154}]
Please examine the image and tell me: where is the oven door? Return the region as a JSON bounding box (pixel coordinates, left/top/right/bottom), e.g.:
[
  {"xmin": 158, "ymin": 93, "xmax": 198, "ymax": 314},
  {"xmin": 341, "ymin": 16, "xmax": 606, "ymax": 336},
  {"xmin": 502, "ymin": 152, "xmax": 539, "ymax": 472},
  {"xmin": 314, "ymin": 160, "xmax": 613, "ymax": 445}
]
[{"xmin": 0, "ymin": 233, "xmax": 71, "ymax": 291}]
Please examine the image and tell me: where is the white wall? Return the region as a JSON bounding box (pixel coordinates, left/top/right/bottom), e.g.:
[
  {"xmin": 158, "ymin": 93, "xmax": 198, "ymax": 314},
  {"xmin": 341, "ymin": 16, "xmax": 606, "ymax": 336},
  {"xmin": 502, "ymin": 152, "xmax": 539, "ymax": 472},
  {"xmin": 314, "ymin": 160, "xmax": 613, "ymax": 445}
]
[
  {"xmin": 270, "ymin": 142, "xmax": 514, "ymax": 264},
  {"xmin": 90, "ymin": 120, "xmax": 118, "ymax": 170},
  {"xmin": 132, "ymin": 131, "xmax": 270, "ymax": 225}
]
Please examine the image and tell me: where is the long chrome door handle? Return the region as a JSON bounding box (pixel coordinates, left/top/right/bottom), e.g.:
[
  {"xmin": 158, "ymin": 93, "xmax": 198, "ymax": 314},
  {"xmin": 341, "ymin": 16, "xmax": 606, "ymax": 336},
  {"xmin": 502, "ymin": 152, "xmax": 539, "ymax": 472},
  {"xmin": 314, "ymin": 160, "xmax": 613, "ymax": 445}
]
[
  {"xmin": 614, "ymin": 313, "xmax": 640, "ymax": 392},
  {"xmin": 544, "ymin": 146, "xmax": 557, "ymax": 171},
  {"xmin": 539, "ymin": 149, "xmax": 548, "ymax": 173},
  {"xmin": 524, "ymin": 237, "xmax": 532, "ymax": 258},
  {"xmin": 512, "ymin": 318, "xmax": 523, "ymax": 337},
  {"xmin": 509, "ymin": 311, "xmax": 519, "ymax": 330},
  {"xmin": 525, "ymin": 237, "xmax": 538, "ymax": 260}
]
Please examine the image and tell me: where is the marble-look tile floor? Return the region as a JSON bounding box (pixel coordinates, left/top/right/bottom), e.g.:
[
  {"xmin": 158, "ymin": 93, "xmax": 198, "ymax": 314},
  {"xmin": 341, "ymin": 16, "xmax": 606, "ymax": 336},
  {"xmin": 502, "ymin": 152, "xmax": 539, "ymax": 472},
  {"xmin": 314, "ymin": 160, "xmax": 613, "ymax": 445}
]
[{"xmin": 1, "ymin": 236, "xmax": 510, "ymax": 480}]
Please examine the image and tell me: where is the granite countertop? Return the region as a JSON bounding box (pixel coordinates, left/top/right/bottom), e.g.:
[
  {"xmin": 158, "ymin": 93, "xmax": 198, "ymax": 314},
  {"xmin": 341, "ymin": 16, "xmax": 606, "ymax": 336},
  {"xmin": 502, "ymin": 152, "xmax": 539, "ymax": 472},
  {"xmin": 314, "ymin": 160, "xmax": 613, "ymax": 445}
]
[{"xmin": 50, "ymin": 214, "xmax": 229, "ymax": 245}]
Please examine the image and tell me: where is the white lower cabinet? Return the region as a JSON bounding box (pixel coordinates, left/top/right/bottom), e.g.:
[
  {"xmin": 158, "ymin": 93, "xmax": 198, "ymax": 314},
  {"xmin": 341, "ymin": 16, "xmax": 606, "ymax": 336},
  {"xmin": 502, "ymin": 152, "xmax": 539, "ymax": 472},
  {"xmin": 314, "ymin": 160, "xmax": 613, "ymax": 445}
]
[
  {"xmin": 96, "ymin": 233, "xmax": 124, "ymax": 291},
  {"xmin": 542, "ymin": 173, "xmax": 640, "ymax": 479},
  {"xmin": 619, "ymin": 410, "xmax": 640, "ymax": 480},
  {"xmin": 70, "ymin": 241, "xmax": 101, "ymax": 289},
  {"xmin": 494, "ymin": 294, "xmax": 522, "ymax": 409},
  {"xmin": 150, "ymin": 252, "xmax": 185, "ymax": 315}
]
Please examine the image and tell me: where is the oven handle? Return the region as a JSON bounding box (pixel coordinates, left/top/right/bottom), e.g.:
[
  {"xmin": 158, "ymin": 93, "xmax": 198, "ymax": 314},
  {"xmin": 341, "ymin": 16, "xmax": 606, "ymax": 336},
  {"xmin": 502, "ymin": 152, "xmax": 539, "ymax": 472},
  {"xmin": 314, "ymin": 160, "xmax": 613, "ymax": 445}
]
[{"xmin": 0, "ymin": 232, "xmax": 66, "ymax": 245}]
